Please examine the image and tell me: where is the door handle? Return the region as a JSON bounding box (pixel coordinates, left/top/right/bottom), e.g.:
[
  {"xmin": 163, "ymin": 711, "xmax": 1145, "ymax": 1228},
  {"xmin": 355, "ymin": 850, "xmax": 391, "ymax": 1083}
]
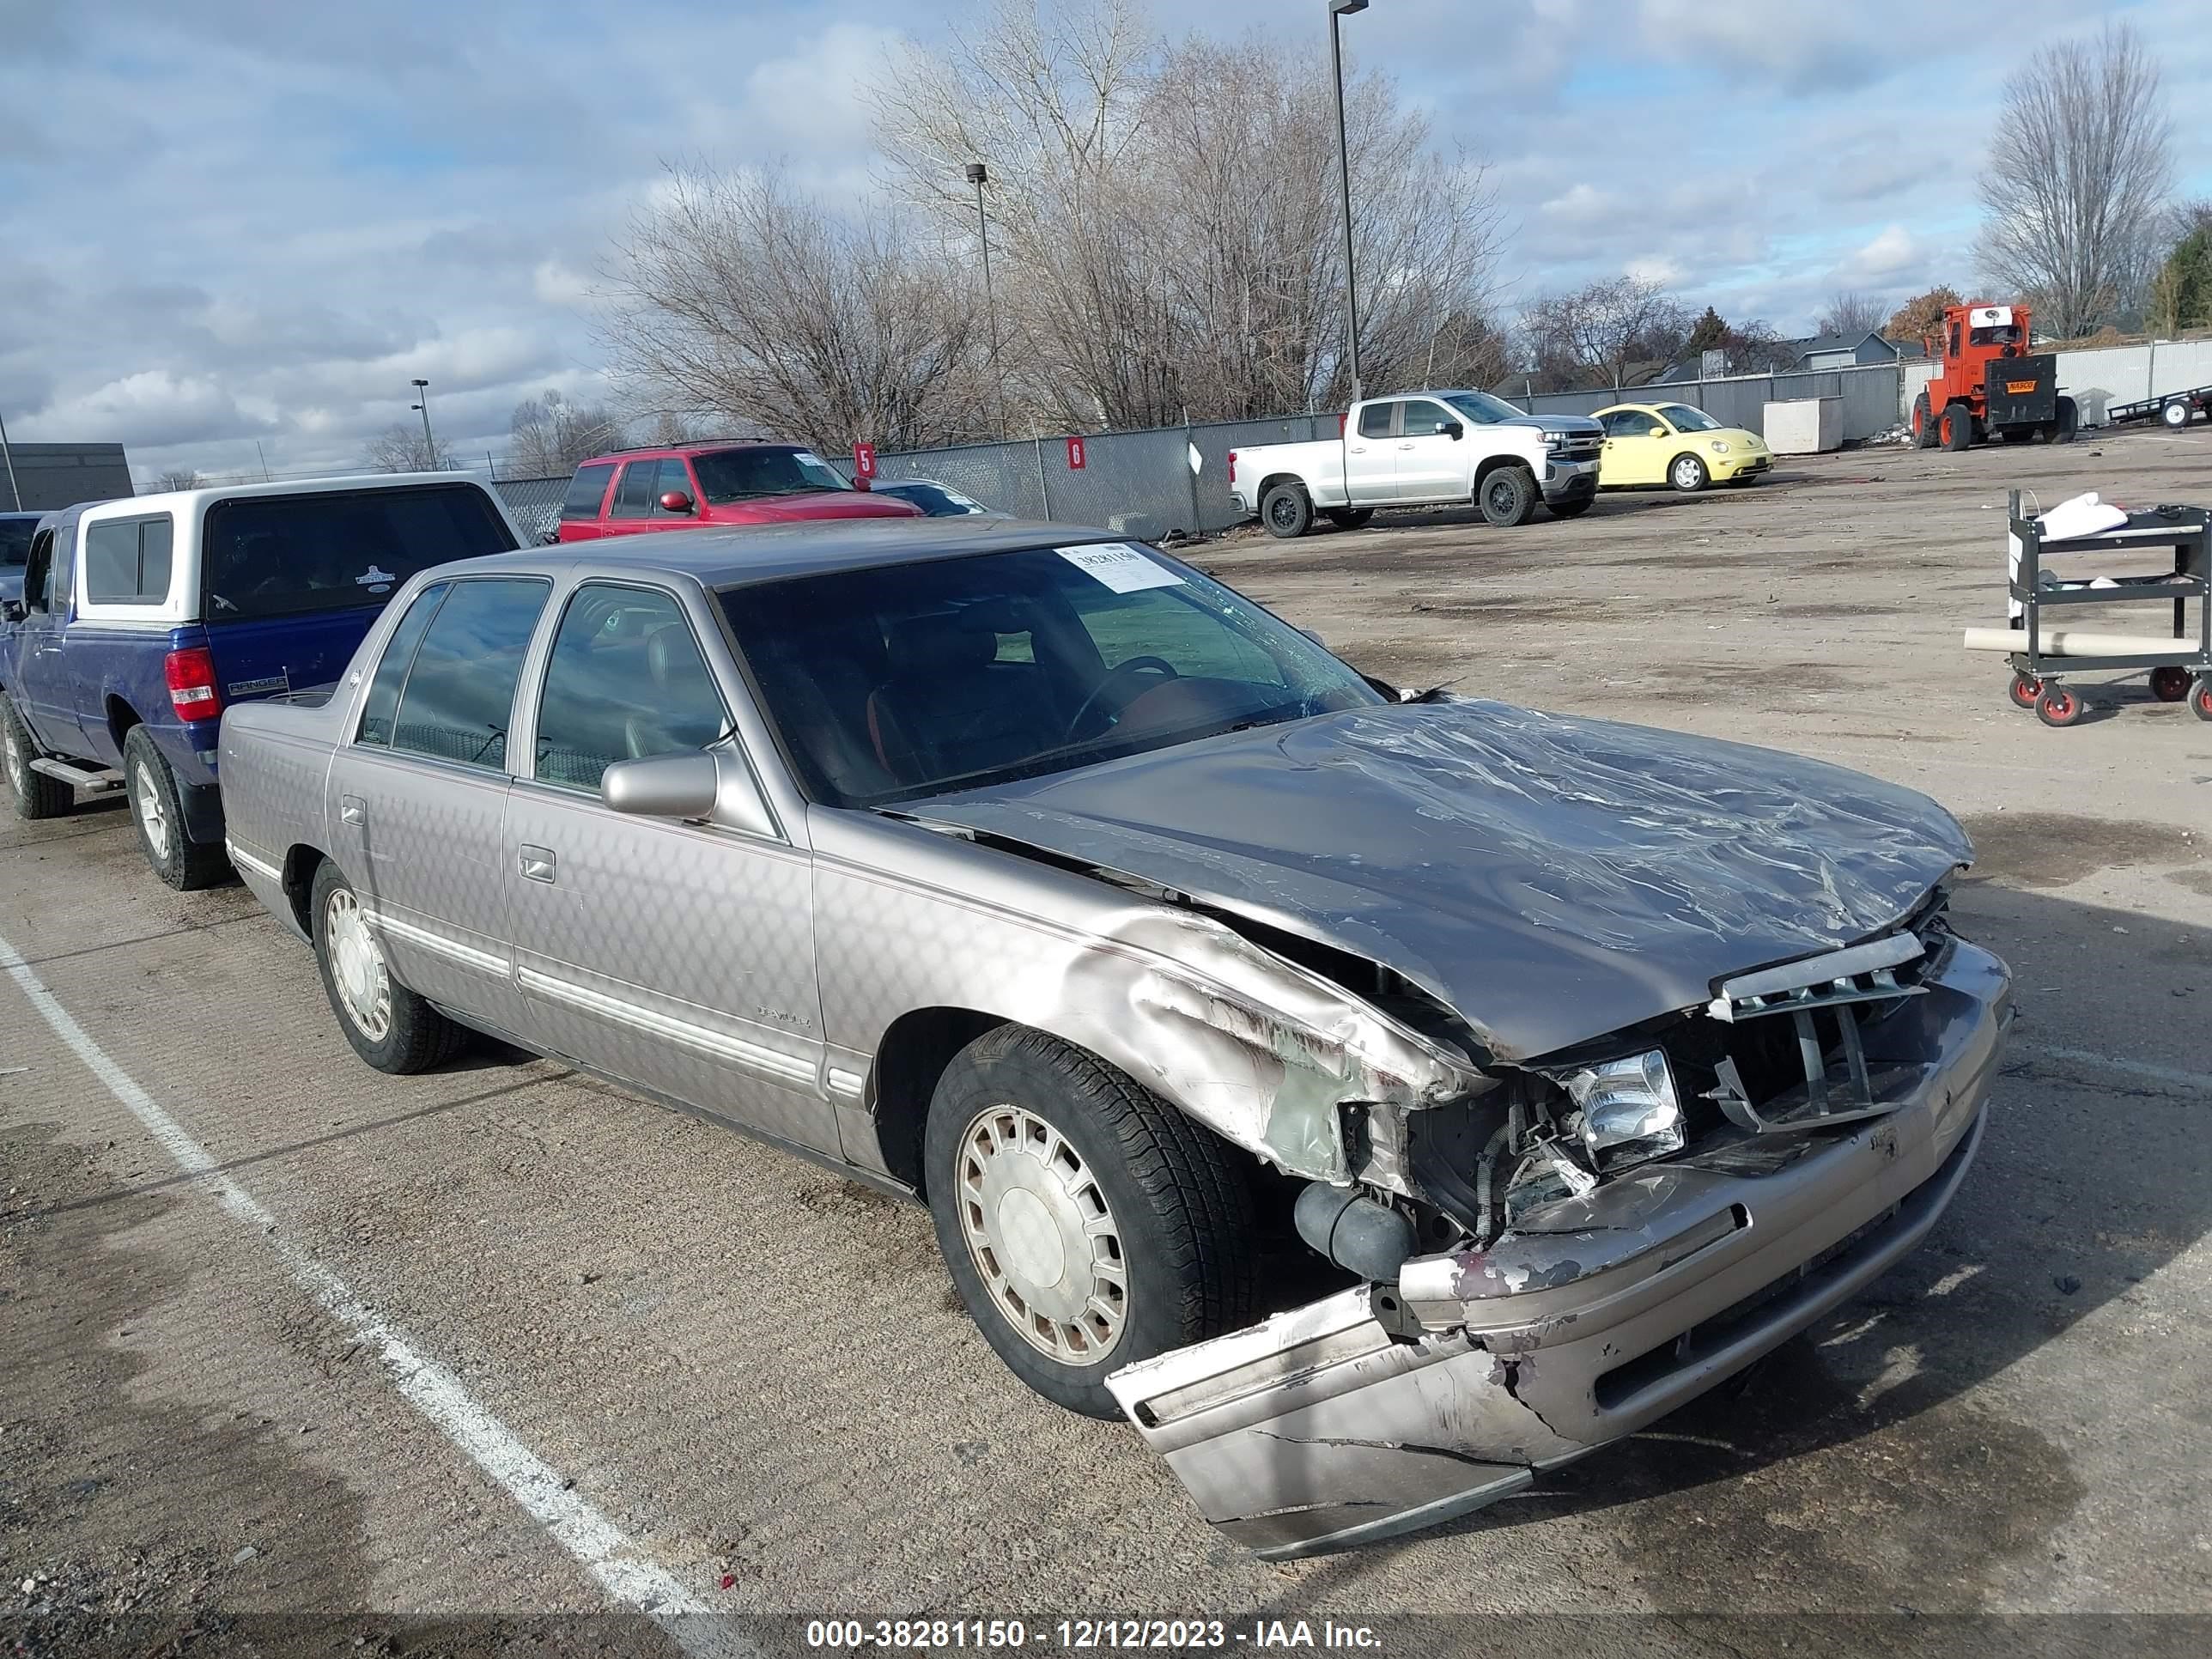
[
  {"xmin": 1398, "ymin": 442, "xmax": 1416, "ymax": 450},
  {"xmin": 519, "ymin": 844, "xmax": 557, "ymax": 884},
  {"xmin": 339, "ymin": 795, "xmax": 366, "ymax": 826}
]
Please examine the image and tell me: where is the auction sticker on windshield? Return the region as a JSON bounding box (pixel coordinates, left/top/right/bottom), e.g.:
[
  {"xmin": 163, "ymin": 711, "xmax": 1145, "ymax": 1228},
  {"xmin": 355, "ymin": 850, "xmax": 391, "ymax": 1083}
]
[{"xmin": 1057, "ymin": 542, "xmax": 1185, "ymax": 594}]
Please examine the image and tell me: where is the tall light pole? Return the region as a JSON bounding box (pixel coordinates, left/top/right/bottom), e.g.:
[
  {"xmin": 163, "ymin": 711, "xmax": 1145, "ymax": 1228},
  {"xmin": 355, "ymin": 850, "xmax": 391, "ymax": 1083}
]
[
  {"xmin": 409, "ymin": 377, "xmax": 436, "ymax": 467},
  {"xmin": 0, "ymin": 407, "xmax": 20, "ymax": 511},
  {"xmin": 1328, "ymin": 0, "xmax": 1368, "ymax": 404},
  {"xmin": 967, "ymin": 161, "xmax": 1006, "ymax": 437}
]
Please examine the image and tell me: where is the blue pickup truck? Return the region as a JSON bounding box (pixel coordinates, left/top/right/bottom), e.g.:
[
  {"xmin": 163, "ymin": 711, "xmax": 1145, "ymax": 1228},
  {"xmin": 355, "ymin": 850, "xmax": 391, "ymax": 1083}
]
[{"xmin": 0, "ymin": 476, "xmax": 521, "ymax": 888}]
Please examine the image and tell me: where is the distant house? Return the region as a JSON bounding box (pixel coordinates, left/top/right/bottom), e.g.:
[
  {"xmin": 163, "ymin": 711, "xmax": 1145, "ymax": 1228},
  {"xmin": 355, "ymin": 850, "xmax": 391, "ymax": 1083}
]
[{"xmin": 1787, "ymin": 331, "xmax": 1912, "ymax": 372}]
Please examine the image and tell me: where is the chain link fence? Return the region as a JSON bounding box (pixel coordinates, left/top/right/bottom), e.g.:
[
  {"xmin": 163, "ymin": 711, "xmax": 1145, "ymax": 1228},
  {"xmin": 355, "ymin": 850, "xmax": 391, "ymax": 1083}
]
[{"xmin": 489, "ymin": 475, "xmax": 568, "ymax": 544}]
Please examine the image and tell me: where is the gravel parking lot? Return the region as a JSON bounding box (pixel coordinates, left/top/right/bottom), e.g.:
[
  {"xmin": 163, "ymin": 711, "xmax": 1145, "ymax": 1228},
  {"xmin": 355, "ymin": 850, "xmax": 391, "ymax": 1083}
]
[{"xmin": 3, "ymin": 427, "xmax": 2209, "ymax": 1657}]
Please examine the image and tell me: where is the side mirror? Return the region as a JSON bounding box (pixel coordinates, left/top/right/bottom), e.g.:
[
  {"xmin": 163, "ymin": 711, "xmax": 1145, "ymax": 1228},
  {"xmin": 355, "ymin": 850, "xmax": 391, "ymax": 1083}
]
[
  {"xmin": 603, "ymin": 751, "xmax": 719, "ymax": 819},
  {"xmin": 538, "ymin": 529, "xmax": 559, "ymax": 546},
  {"xmin": 659, "ymin": 490, "xmax": 695, "ymax": 514},
  {"xmin": 1442, "ymin": 421, "xmax": 1464, "ymax": 441},
  {"xmin": 1648, "ymin": 426, "xmax": 1666, "ymax": 439}
]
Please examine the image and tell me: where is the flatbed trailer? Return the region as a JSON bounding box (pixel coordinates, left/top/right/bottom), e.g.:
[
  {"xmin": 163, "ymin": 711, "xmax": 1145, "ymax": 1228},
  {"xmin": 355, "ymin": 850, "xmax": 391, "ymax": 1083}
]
[{"xmin": 2106, "ymin": 384, "xmax": 2212, "ymax": 429}]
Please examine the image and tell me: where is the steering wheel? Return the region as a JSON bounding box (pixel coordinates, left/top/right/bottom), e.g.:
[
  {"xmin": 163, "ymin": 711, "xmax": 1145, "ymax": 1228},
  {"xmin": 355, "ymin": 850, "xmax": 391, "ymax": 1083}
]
[{"xmin": 1064, "ymin": 656, "xmax": 1180, "ymax": 739}]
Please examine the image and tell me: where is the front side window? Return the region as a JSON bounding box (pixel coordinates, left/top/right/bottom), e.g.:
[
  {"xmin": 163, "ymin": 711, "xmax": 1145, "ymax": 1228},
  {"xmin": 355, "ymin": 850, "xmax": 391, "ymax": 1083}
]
[
  {"xmin": 560, "ymin": 463, "xmax": 617, "ymax": 520},
  {"xmin": 384, "ymin": 579, "xmax": 549, "ymax": 770},
  {"xmin": 651, "ymin": 457, "xmax": 696, "ymax": 516},
  {"xmin": 1402, "ymin": 400, "xmax": 1458, "ymax": 437},
  {"xmin": 356, "ymin": 583, "xmax": 450, "ymax": 748},
  {"xmin": 21, "ymin": 530, "xmax": 52, "ymax": 611},
  {"xmin": 1657, "ymin": 404, "xmax": 1722, "ymax": 432},
  {"xmin": 1357, "ymin": 403, "xmax": 1395, "ymax": 439},
  {"xmin": 82, "ymin": 515, "xmax": 174, "ymax": 605},
  {"xmin": 689, "ymin": 447, "xmax": 851, "ymax": 505},
  {"xmin": 720, "ymin": 543, "xmax": 1384, "ymax": 808},
  {"xmin": 1598, "ymin": 410, "xmax": 1643, "ymax": 437},
  {"xmin": 203, "ymin": 484, "xmax": 515, "ymax": 622},
  {"xmin": 533, "ymin": 584, "xmax": 726, "ymax": 791}
]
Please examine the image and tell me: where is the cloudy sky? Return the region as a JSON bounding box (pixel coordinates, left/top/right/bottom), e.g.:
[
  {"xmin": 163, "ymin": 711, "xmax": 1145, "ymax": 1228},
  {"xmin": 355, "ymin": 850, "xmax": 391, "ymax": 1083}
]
[{"xmin": 4, "ymin": 0, "xmax": 2209, "ymax": 485}]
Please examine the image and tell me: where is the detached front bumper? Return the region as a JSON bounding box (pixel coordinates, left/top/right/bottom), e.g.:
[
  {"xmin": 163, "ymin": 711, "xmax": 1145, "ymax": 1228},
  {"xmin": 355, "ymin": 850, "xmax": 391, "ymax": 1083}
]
[
  {"xmin": 1108, "ymin": 938, "xmax": 2009, "ymax": 1558},
  {"xmin": 1541, "ymin": 455, "xmax": 1601, "ymax": 502}
]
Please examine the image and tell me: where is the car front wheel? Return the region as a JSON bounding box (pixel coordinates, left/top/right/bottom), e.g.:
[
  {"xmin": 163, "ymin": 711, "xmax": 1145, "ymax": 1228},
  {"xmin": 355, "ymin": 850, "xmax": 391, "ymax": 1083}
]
[
  {"xmin": 1, "ymin": 696, "xmax": 70, "ymax": 820},
  {"xmin": 1669, "ymin": 453, "xmax": 1710, "ymax": 492},
  {"xmin": 924, "ymin": 1025, "xmax": 1255, "ymax": 1419},
  {"xmin": 1478, "ymin": 465, "xmax": 1539, "ymax": 526}
]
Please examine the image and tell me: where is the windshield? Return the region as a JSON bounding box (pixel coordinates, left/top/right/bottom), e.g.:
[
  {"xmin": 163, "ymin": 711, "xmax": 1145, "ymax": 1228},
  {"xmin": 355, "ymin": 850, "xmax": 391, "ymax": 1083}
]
[
  {"xmin": 720, "ymin": 543, "xmax": 1386, "ymax": 808},
  {"xmin": 690, "ymin": 447, "xmax": 852, "ymax": 505},
  {"xmin": 1657, "ymin": 404, "xmax": 1723, "ymax": 432},
  {"xmin": 0, "ymin": 518, "xmax": 34, "ymax": 568},
  {"xmin": 201, "ymin": 483, "xmax": 518, "ymax": 622},
  {"xmin": 1443, "ymin": 391, "xmax": 1529, "ymax": 425},
  {"xmin": 881, "ymin": 482, "xmax": 983, "ymax": 516}
]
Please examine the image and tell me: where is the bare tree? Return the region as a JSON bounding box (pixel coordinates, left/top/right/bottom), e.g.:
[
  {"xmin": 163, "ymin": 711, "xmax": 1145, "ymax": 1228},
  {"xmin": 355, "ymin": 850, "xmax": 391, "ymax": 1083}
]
[
  {"xmin": 1816, "ymin": 290, "xmax": 1885, "ymax": 338},
  {"xmin": 507, "ymin": 390, "xmax": 625, "ymax": 477},
  {"xmin": 1976, "ymin": 21, "xmax": 2173, "ymax": 338},
  {"xmin": 366, "ymin": 424, "xmax": 456, "ymax": 472},
  {"xmin": 150, "ymin": 467, "xmax": 204, "ymax": 492},
  {"xmin": 601, "ymin": 163, "xmax": 991, "ymax": 454},
  {"xmin": 870, "ymin": 0, "xmax": 1502, "ymax": 424},
  {"xmin": 1517, "ymin": 276, "xmax": 1692, "ymax": 392}
]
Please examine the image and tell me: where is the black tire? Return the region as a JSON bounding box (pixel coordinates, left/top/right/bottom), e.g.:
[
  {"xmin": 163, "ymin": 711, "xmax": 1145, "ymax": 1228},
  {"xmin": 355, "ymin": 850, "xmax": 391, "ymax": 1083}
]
[
  {"xmin": 1913, "ymin": 392, "xmax": 1941, "ymax": 449},
  {"xmin": 2035, "ymin": 684, "xmax": 2084, "ymax": 728},
  {"xmin": 122, "ymin": 726, "xmax": 228, "ymax": 890},
  {"xmin": 1261, "ymin": 482, "xmax": 1313, "ymax": 539},
  {"xmin": 1, "ymin": 696, "xmax": 71, "ymax": 820},
  {"xmin": 2053, "ymin": 397, "xmax": 2078, "ymax": 445},
  {"xmin": 2149, "ymin": 665, "xmax": 2191, "ymax": 703},
  {"xmin": 2008, "ymin": 672, "xmax": 2043, "ymax": 710},
  {"xmin": 1323, "ymin": 507, "xmax": 1375, "ymax": 531},
  {"xmin": 923, "ymin": 1024, "xmax": 1255, "ymax": 1419},
  {"xmin": 1942, "ymin": 403, "xmax": 1974, "ymax": 452},
  {"xmin": 1547, "ymin": 496, "xmax": 1595, "ymax": 518},
  {"xmin": 2161, "ymin": 399, "xmax": 2190, "ymax": 430},
  {"xmin": 1668, "ymin": 453, "xmax": 1709, "ymax": 493},
  {"xmin": 310, "ymin": 858, "xmax": 469, "ymax": 1074},
  {"xmin": 1477, "ymin": 465, "xmax": 1539, "ymax": 527}
]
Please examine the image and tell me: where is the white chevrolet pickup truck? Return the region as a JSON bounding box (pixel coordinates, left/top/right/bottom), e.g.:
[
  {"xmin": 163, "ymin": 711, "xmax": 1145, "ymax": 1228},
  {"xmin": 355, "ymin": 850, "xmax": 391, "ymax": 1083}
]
[{"xmin": 1228, "ymin": 390, "xmax": 1606, "ymax": 538}]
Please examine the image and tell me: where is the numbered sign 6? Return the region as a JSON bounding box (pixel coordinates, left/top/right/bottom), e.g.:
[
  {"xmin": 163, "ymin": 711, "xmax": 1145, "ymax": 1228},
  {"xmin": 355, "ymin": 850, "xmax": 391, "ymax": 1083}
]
[{"xmin": 1066, "ymin": 435, "xmax": 1086, "ymax": 471}]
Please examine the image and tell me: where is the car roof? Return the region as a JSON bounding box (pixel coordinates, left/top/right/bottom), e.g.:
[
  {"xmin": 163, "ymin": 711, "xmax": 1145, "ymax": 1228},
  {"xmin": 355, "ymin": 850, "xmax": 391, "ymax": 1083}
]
[
  {"xmin": 447, "ymin": 518, "xmax": 1126, "ymax": 589},
  {"xmin": 577, "ymin": 440, "xmax": 811, "ymax": 466},
  {"xmin": 95, "ymin": 472, "xmax": 497, "ymax": 517}
]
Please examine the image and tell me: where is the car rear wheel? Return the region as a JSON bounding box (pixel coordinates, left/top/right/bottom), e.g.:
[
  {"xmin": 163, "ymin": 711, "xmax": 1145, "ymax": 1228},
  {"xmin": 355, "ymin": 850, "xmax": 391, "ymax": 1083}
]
[
  {"xmin": 122, "ymin": 726, "xmax": 228, "ymax": 890},
  {"xmin": 2162, "ymin": 398, "xmax": 2191, "ymax": 429},
  {"xmin": 1942, "ymin": 403, "xmax": 1974, "ymax": 451},
  {"xmin": 2053, "ymin": 396, "xmax": 2078, "ymax": 445},
  {"xmin": 1, "ymin": 696, "xmax": 70, "ymax": 821},
  {"xmin": 924, "ymin": 1025, "xmax": 1255, "ymax": 1419},
  {"xmin": 1261, "ymin": 483, "xmax": 1314, "ymax": 539},
  {"xmin": 310, "ymin": 860, "xmax": 469, "ymax": 1073},
  {"xmin": 1477, "ymin": 465, "xmax": 1539, "ymax": 526},
  {"xmin": 1668, "ymin": 453, "xmax": 1709, "ymax": 492}
]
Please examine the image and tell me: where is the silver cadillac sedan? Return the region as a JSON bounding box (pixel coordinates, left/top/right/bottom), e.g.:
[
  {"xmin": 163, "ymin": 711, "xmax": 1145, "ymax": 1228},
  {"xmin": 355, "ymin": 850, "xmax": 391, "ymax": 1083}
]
[{"xmin": 217, "ymin": 521, "xmax": 2010, "ymax": 1558}]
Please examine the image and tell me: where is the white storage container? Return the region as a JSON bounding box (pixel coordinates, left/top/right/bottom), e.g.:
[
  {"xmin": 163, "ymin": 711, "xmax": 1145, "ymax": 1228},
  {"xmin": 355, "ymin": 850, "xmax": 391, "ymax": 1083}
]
[{"xmin": 1763, "ymin": 397, "xmax": 1843, "ymax": 454}]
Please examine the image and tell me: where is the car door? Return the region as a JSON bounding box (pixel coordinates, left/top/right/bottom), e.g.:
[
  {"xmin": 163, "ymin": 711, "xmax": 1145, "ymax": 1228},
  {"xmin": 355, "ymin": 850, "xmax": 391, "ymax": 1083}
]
[
  {"xmin": 1395, "ymin": 398, "xmax": 1468, "ymax": 504},
  {"xmin": 1346, "ymin": 401, "xmax": 1399, "ymax": 502},
  {"xmin": 14, "ymin": 524, "xmax": 88, "ymax": 756},
  {"xmin": 328, "ymin": 575, "xmax": 551, "ymax": 1034},
  {"xmin": 503, "ymin": 579, "xmax": 835, "ymax": 1155},
  {"xmin": 1600, "ymin": 408, "xmax": 1666, "ymax": 486}
]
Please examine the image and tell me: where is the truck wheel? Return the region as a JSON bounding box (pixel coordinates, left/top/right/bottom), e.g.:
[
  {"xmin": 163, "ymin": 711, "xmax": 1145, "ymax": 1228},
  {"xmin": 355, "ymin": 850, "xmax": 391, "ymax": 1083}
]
[
  {"xmin": 1, "ymin": 696, "xmax": 72, "ymax": 821},
  {"xmin": 310, "ymin": 859, "xmax": 469, "ymax": 1073},
  {"xmin": 2053, "ymin": 397, "xmax": 2078, "ymax": 445},
  {"xmin": 924, "ymin": 1025, "xmax": 1255, "ymax": 1419},
  {"xmin": 1942, "ymin": 403, "xmax": 1973, "ymax": 451},
  {"xmin": 1912, "ymin": 392, "xmax": 1941, "ymax": 448},
  {"xmin": 2161, "ymin": 399, "xmax": 2190, "ymax": 429},
  {"xmin": 1261, "ymin": 483, "xmax": 1313, "ymax": 539},
  {"xmin": 1323, "ymin": 507, "xmax": 1375, "ymax": 531},
  {"xmin": 122, "ymin": 726, "xmax": 228, "ymax": 891},
  {"xmin": 1478, "ymin": 465, "xmax": 1539, "ymax": 526},
  {"xmin": 1668, "ymin": 453, "xmax": 1709, "ymax": 493}
]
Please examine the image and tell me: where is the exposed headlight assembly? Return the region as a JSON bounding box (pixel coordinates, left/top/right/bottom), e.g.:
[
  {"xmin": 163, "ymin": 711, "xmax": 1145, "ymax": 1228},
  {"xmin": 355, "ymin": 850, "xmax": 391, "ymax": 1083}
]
[{"xmin": 1564, "ymin": 1049, "xmax": 1686, "ymax": 1172}]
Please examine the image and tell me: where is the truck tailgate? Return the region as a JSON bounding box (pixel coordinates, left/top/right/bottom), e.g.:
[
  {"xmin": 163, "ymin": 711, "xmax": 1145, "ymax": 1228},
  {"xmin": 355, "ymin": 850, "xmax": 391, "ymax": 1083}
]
[{"xmin": 204, "ymin": 605, "xmax": 380, "ymax": 702}]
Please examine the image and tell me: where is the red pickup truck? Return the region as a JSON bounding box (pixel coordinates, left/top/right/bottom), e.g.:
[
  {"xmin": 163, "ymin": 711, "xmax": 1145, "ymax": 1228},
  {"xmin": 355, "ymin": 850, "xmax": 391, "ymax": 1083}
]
[{"xmin": 555, "ymin": 441, "xmax": 921, "ymax": 542}]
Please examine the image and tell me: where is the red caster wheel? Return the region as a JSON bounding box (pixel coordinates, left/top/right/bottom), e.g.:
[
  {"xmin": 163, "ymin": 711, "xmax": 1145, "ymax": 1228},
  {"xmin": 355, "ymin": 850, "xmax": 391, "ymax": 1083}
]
[
  {"xmin": 2008, "ymin": 672, "xmax": 2043, "ymax": 709},
  {"xmin": 2194, "ymin": 678, "xmax": 2212, "ymax": 722},
  {"xmin": 2035, "ymin": 684, "xmax": 2084, "ymax": 727},
  {"xmin": 2149, "ymin": 665, "xmax": 2191, "ymax": 702}
]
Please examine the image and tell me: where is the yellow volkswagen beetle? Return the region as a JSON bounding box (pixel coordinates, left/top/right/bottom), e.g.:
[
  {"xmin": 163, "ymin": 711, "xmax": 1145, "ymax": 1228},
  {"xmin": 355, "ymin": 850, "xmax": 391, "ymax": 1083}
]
[{"xmin": 1594, "ymin": 402, "xmax": 1772, "ymax": 492}]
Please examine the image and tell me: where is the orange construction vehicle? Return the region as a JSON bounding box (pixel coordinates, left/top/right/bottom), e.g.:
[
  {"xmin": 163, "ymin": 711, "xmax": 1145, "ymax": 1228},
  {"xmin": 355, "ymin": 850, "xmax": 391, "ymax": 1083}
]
[{"xmin": 1911, "ymin": 302, "xmax": 2078, "ymax": 451}]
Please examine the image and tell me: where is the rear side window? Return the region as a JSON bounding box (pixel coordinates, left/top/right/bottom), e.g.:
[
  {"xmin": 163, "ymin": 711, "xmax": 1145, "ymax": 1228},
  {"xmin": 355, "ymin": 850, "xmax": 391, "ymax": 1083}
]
[
  {"xmin": 611, "ymin": 461, "xmax": 656, "ymax": 519},
  {"xmin": 83, "ymin": 515, "xmax": 174, "ymax": 605},
  {"xmin": 202, "ymin": 484, "xmax": 518, "ymax": 623},
  {"xmin": 386, "ymin": 579, "xmax": 549, "ymax": 770},
  {"xmin": 560, "ymin": 464, "xmax": 616, "ymax": 520},
  {"xmin": 1358, "ymin": 404, "xmax": 1395, "ymax": 439},
  {"xmin": 356, "ymin": 583, "xmax": 449, "ymax": 748}
]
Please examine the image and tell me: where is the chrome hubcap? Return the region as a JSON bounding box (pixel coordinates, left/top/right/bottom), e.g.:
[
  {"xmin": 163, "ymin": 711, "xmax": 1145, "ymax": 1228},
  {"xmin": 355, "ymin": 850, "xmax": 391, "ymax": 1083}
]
[
  {"xmin": 131, "ymin": 761, "xmax": 170, "ymax": 858},
  {"xmin": 1674, "ymin": 459, "xmax": 1701, "ymax": 489},
  {"xmin": 324, "ymin": 889, "xmax": 392, "ymax": 1041},
  {"xmin": 3, "ymin": 721, "xmax": 22, "ymax": 793},
  {"xmin": 956, "ymin": 1103, "xmax": 1127, "ymax": 1364}
]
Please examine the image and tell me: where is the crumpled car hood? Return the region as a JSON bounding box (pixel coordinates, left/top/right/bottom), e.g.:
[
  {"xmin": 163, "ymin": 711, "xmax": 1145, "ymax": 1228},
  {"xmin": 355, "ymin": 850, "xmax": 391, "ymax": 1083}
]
[{"xmin": 915, "ymin": 699, "xmax": 1971, "ymax": 1060}]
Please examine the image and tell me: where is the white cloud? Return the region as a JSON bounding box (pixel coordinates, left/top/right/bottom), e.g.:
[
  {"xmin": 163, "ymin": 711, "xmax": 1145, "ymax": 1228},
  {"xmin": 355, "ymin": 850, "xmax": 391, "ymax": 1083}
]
[{"xmin": 1837, "ymin": 225, "xmax": 1924, "ymax": 282}]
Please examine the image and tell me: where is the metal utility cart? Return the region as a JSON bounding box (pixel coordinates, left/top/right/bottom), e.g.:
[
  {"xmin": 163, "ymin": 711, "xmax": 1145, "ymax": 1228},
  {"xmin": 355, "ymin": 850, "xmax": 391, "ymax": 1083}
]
[
  {"xmin": 1969, "ymin": 489, "xmax": 2210, "ymax": 727},
  {"xmin": 2106, "ymin": 384, "xmax": 2212, "ymax": 430}
]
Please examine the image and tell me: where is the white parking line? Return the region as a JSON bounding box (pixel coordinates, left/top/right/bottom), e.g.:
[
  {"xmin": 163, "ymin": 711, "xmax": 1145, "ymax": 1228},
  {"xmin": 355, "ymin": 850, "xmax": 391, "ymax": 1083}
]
[
  {"xmin": 0, "ymin": 926, "xmax": 750, "ymax": 1659},
  {"xmin": 2015, "ymin": 1042, "xmax": 2212, "ymax": 1096}
]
